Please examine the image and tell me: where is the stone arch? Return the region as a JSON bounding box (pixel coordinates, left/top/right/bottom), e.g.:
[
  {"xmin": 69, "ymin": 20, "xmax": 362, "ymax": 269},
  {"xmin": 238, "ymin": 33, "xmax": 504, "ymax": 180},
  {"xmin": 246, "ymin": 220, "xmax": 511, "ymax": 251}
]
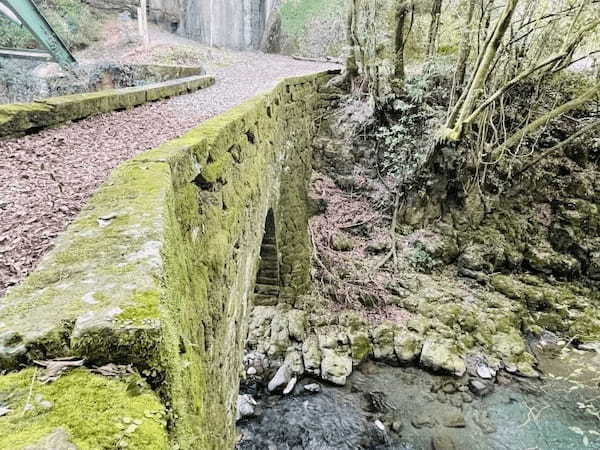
[{"xmin": 253, "ymin": 208, "xmax": 280, "ymax": 304}]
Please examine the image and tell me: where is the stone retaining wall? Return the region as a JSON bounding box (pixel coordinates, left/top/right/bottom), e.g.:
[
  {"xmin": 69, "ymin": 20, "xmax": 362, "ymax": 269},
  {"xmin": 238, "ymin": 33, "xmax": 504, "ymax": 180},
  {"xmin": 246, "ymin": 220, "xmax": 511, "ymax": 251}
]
[
  {"xmin": 0, "ymin": 74, "xmax": 214, "ymax": 138},
  {"xmin": 0, "ymin": 69, "xmax": 338, "ymax": 449}
]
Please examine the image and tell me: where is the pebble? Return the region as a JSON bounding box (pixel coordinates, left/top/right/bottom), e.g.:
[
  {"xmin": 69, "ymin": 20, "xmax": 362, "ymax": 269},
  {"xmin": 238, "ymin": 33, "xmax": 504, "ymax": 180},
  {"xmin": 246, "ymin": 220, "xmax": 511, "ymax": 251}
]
[
  {"xmin": 374, "ymin": 420, "xmax": 385, "ymax": 431},
  {"xmin": 303, "ymin": 383, "xmax": 321, "ymax": 393},
  {"xmin": 247, "ymin": 367, "xmax": 257, "ymax": 376}
]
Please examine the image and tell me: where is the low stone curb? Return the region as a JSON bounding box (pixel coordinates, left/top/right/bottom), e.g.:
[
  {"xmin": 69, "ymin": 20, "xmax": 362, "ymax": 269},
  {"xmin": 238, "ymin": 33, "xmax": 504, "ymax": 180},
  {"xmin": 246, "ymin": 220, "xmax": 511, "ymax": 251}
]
[{"xmin": 0, "ymin": 75, "xmax": 215, "ymax": 138}]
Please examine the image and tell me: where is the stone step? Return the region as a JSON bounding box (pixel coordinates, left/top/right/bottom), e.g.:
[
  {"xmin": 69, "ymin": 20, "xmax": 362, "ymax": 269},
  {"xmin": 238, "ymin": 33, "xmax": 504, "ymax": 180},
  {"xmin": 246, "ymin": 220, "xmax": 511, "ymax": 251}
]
[
  {"xmin": 253, "ymin": 294, "xmax": 278, "ymax": 306},
  {"xmin": 254, "ymin": 284, "xmax": 280, "ymax": 296},
  {"xmin": 256, "ymin": 276, "xmax": 279, "ymax": 285}
]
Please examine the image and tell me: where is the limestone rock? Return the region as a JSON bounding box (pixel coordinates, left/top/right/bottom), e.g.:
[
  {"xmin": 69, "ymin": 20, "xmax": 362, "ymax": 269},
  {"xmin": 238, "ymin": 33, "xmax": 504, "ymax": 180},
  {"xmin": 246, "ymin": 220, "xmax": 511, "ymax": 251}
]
[
  {"xmin": 302, "ymin": 334, "xmax": 322, "ymax": 376},
  {"xmin": 287, "ymin": 309, "xmax": 306, "ymax": 341},
  {"xmin": 348, "ymin": 329, "xmax": 372, "ymax": 366},
  {"xmin": 320, "ymin": 348, "xmax": 352, "ymax": 385},
  {"xmin": 267, "ymin": 363, "xmax": 292, "ymax": 392},
  {"xmin": 394, "ymin": 331, "xmax": 423, "ymax": 364},
  {"xmin": 235, "ymin": 395, "xmax": 257, "ymax": 422},
  {"xmin": 469, "ymin": 379, "xmax": 493, "ymax": 397},
  {"xmin": 420, "ymin": 338, "xmax": 465, "ymax": 376},
  {"xmin": 431, "ymin": 432, "xmax": 458, "ymax": 450},
  {"xmin": 371, "ymin": 323, "xmax": 396, "ymax": 363},
  {"xmin": 303, "ymin": 383, "xmax": 321, "ymax": 394},
  {"xmin": 267, "ymin": 350, "xmax": 303, "ymax": 392},
  {"xmin": 411, "ymin": 412, "xmax": 437, "ymax": 429}
]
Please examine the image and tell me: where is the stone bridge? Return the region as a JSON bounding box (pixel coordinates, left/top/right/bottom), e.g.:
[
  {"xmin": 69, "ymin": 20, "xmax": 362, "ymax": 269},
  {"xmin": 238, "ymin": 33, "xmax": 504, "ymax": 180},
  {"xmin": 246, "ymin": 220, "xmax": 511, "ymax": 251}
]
[{"xmin": 0, "ymin": 70, "xmax": 338, "ymax": 449}]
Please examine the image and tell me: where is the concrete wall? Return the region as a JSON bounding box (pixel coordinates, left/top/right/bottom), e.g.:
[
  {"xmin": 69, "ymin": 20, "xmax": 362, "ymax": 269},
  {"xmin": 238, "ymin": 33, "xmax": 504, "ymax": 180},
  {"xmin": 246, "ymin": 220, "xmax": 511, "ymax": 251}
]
[{"xmin": 0, "ymin": 69, "xmax": 338, "ymax": 449}]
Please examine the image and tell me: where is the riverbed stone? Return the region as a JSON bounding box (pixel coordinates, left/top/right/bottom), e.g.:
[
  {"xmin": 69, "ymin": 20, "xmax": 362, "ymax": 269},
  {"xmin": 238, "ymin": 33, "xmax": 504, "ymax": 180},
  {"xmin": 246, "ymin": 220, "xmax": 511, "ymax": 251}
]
[
  {"xmin": 320, "ymin": 348, "xmax": 352, "ymax": 385},
  {"xmin": 394, "ymin": 331, "xmax": 423, "ymax": 364},
  {"xmin": 349, "ymin": 329, "xmax": 372, "ymax": 366},
  {"xmin": 287, "ymin": 309, "xmax": 307, "ymax": 341},
  {"xmin": 371, "ymin": 323, "xmax": 397, "ymax": 363},
  {"xmin": 420, "ymin": 338, "xmax": 465, "ymax": 376},
  {"xmin": 302, "ymin": 334, "xmax": 322, "ymax": 376}
]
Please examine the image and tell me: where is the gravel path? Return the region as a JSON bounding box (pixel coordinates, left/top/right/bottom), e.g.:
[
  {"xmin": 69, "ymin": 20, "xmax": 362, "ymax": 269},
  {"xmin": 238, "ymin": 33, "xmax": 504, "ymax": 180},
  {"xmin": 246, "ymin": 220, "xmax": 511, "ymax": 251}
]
[{"xmin": 0, "ymin": 52, "xmax": 338, "ymax": 298}]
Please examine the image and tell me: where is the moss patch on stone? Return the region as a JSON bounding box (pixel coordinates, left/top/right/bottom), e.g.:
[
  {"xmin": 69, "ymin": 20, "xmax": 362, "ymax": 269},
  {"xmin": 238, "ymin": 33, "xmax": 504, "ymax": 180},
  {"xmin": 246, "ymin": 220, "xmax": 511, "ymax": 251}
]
[{"xmin": 0, "ymin": 369, "xmax": 167, "ymax": 450}]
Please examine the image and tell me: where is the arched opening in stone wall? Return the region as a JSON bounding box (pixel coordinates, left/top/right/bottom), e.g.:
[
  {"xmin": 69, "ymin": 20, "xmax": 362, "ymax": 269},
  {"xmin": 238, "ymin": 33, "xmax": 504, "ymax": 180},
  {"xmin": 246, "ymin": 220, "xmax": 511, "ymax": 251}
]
[{"xmin": 253, "ymin": 208, "xmax": 280, "ymax": 303}]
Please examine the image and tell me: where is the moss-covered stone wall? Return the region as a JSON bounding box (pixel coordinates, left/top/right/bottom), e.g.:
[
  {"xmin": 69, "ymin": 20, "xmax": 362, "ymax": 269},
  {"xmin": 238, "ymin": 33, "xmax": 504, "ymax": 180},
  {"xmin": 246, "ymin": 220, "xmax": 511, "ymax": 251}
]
[
  {"xmin": 0, "ymin": 69, "xmax": 338, "ymax": 449},
  {"xmin": 0, "ymin": 74, "xmax": 214, "ymax": 138}
]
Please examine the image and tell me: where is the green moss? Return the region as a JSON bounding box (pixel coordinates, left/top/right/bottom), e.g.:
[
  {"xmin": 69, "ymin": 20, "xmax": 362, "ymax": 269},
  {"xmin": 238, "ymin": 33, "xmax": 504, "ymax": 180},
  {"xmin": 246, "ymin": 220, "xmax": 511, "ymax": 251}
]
[
  {"xmin": 118, "ymin": 291, "xmax": 161, "ymax": 324},
  {"xmin": 1, "ymin": 71, "xmax": 336, "ymax": 449},
  {"xmin": 279, "ymin": 0, "xmax": 346, "ymax": 38},
  {"xmin": 0, "ymin": 369, "xmax": 167, "ymax": 450}
]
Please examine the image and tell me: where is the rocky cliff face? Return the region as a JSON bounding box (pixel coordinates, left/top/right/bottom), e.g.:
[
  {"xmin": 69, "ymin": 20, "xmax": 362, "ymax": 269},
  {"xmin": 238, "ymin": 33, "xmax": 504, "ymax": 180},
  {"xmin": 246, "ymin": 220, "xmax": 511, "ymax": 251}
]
[{"xmin": 182, "ymin": 0, "xmax": 276, "ymax": 50}]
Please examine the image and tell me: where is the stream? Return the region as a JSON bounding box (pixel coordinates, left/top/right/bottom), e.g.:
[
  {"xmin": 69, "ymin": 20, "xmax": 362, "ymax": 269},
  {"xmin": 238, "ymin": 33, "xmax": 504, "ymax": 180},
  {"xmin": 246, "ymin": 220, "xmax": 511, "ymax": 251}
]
[{"xmin": 237, "ymin": 345, "xmax": 600, "ymax": 449}]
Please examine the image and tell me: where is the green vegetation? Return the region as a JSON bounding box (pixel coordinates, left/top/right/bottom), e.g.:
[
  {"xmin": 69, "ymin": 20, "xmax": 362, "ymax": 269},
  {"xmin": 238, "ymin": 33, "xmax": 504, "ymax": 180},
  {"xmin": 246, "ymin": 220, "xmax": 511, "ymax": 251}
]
[
  {"xmin": 0, "ymin": 369, "xmax": 167, "ymax": 449},
  {"xmin": 279, "ymin": 0, "xmax": 346, "ymax": 38},
  {"xmin": 0, "ymin": 0, "xmax": 103, "ymax": 50}
]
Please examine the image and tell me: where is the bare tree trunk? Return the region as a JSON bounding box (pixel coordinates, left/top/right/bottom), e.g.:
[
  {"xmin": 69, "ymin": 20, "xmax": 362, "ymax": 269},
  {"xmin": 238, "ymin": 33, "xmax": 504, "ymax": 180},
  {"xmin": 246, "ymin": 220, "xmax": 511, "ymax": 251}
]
[
  {"xmin": 453, "ymin": 0, "xmax": 476, "ymax": 91},
  {"xmin": 443, "ymin": 0, "xmax": 519, "ymax": 142},
  {"xmin": 394, "ymin": 1, "xmax": 413, "ymax": 82},
  {"xmin": 500, "ymin": 82, "xmax": 600, "ymax": 152},
  {"xmin": 427, "ymin": 0, "xmax": 443, "ymax": 58}
]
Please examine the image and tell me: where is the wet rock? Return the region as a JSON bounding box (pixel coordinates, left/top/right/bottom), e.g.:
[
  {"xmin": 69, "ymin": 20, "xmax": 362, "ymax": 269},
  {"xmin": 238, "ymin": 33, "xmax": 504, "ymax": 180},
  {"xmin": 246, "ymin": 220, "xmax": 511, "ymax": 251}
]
[
  {"xmin": 469, "ymin": 379, "xmax": 493, "ymax": 397},
  {"xmin": 411, "ymin": 412, "xmax": 437, "ymax": 429},
  {"xmin": 236, "ymin": 394, "xmax": 257, "ymax": 422},
  {"xmin": 243, "ymin": 351, "xmax": 269, "ymax": 376},
  {"xmin": 579, "ymin": 341, "xmax": 600, "ymax": 353},
  {"xmin": 371, "ymin": 323, "xmax": 397, "ymax": 363},
  {"xmin": 391, "ymin": 420, "xmax": 403, "ymax": 433},
  {"xmin": 267, "ymin": 351, "xmax": 303, "ymax": 392},
  {"xmin": 364, "ymin": 391, "xmax": 392, "ymax": 413},
  {"xmin": 267, "ymin": 364, "xmax": 292, "ymax": 392},
  {"xmin": 431, "ymin": 432, "xmax": 458, "ymax": 450},
  {"xmin": 283, "ymin": 376, "xmax": 297, "ymax": 395},
  {"xmin": 320, "ymin": 348, "xmax": 352, "ymax": 385},
  {"xmin": 420, "ymin": 338, "xmax": 466, "ymax": 377},
  {"xmin": 476, "ymin": 364, "xmax": 495, "ymax": 380},
  {"xmin": 443, "ymin": 410, "xmax": 466, "ymax": 428},
  {"xmin": 474, "ymin": 410, "xmax": 497, "ymax": 434},
  {"xmin": 303, "ymin": 383, "xmax": 321, "ymax": 394},
  {"xmin": 394, "ymin": 331, "xmax": 423, "ymax": 364}
]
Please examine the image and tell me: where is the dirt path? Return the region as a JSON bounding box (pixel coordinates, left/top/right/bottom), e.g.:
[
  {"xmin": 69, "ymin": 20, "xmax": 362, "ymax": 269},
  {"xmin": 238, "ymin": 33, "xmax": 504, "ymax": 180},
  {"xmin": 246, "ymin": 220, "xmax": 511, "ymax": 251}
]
[{"xmin": 0, "ymin": 48, "xmax": 338, "ymax": 298}]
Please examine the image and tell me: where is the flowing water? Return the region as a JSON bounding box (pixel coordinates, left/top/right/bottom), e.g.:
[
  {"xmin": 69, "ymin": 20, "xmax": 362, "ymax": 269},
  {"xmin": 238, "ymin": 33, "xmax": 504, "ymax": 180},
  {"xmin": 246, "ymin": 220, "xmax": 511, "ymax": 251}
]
[{"xmin": 237, "ymin": 347, "xmax": 600, "ymax": 449}]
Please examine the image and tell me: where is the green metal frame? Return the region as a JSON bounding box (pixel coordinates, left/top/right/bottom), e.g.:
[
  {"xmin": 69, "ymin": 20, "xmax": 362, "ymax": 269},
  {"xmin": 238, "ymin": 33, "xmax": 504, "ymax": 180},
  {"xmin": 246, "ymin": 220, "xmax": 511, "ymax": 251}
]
[{"xmin": 0, "ymin": 0, "xmax": 76, "ymax": 70}]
